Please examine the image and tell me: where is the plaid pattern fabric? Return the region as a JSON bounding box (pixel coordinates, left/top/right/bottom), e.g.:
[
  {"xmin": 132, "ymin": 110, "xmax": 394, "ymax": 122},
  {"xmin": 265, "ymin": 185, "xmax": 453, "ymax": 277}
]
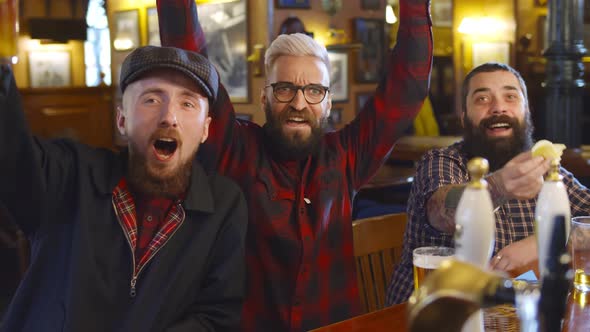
[
  {"xmin": 112, "ymin": 179, "xmax": 185, "ymax": 278},
  {"xmin": 134, "ymin": 194, "xmax": 174, "ymax": 261},
  {"xmin": 156, "ymin": 1, "xmax": 432, "ymax": 330},
  {"xmin": 386, "ymin": 141, "xmax": 590, "ymax": 305}
]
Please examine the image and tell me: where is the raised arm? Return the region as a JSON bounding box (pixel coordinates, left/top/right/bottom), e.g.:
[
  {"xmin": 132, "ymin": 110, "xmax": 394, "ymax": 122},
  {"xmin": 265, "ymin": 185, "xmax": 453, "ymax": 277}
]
[
  {"xmin": 342, "ymin": 0, "xmax": 433, "ymax": 189},
  {"xmin": 157, "ymin": 0, "xmax": 208, "ymax": 55},
  {"xmin": 0, "ymin": 66, "xmax": 77, "ymax": 236},
  {"xmin": 157, "ymin": 0, "xmax": 247, "ymax": 173},
  {"xmin": 0, "ymin": 66, "xmax": 45, "ymax": 235}
]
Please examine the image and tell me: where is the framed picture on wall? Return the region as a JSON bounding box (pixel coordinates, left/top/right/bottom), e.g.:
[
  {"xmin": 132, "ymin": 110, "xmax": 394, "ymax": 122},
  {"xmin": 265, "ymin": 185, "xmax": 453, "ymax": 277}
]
[
  {"xmin": 327, "ymin": 50, "xmax": 349, "ymax": 103},
  {"xmin": 276, "ymin": 0, "xmax": 310, "ymax": 9},
  {"xmin": 356, "ymin": 91, "xmax": 373, "ymax": 114},
  {"xmin": 146, "ymin": 7, "xmax": 160, "ymax": 46},
  {"xmin": 112, "ymin": 9, "xmax": 140, "ymax": 51},
  {"xmin": 28, "ymin": 50, "xmax": 71, "ymax": 88},
  {"xmin": 472, "ymin": 42, "xmax": 511, "ymax": 67},
  {"xmin": 327, "ymin": 107, "xmax": 343, "ymax": 131},
  {"xmin": 198, "ymin": 0, "xmax": 250, "ymax": 102},
  {"xmin": 361, "ymin": 0, "xmax": 381, "ymax": 10},
  {"xmin": 432, "ymin": 0, "xmax": 452, "ymax": 27},
  {"xmin": 353, "ymin": 18, "xmax": 386, "ymax": 83}
]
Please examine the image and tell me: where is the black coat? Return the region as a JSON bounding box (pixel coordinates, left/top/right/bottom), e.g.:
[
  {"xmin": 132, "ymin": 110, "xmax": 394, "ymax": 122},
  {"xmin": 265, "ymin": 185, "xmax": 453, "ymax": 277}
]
[{"xmin": 0, "ymin": 66, "xmax": 247, "ymax": 331}]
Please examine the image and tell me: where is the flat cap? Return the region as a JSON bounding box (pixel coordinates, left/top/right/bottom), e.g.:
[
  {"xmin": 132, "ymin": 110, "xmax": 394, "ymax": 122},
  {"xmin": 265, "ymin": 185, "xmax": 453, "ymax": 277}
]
[{"xmin": 120, "ymin": 46, "xmax": 218, "ymax": 101}]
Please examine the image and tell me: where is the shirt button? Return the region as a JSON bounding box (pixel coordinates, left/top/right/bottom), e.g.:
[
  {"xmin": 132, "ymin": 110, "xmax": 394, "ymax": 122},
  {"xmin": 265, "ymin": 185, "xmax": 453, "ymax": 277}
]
[{"xmin": 146, "ymin": 215, "xmax": 153, "ymax": 222}]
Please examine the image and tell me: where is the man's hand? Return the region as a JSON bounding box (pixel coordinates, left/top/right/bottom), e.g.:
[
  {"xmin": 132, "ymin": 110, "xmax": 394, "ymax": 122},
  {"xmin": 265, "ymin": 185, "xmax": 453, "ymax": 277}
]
[
  {"xmin": 490, "ymin": 235, "xmax": 539, "ymax": 278},
  {"xmin": 487, "ymin": 151, "xmax": 551, "ymax": 201}
]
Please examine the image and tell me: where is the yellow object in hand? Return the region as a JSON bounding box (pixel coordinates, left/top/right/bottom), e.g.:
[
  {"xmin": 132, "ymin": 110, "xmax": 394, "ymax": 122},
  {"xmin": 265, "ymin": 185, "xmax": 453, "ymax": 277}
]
[{"xmin": 531, "ymin": 139, "xmax": 566, "ymax": 160}]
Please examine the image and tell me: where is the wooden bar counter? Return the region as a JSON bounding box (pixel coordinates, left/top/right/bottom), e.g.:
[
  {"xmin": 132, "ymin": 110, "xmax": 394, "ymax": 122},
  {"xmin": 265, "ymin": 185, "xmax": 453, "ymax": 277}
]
[
  {"xmin": 311, "ymin": 288, "xmax": 590, "ymax": 332},
  {"xmin": 309, "ymin": 303, "xmax": 408, "ymax": 332}
]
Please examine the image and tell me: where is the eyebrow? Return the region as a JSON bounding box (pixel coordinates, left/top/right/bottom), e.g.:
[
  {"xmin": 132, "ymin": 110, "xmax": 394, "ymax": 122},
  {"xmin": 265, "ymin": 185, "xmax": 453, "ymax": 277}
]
[
  {"xmin": 139, "ymin": 87, "xmax": 202, "ymax": 99},
  {"xmin": 471, "ymin": 85, "xmax": 519, "ymax": 96},
  {"xmin": 139, "ymin": 87, "xmax": 165, "ymax": 97}
]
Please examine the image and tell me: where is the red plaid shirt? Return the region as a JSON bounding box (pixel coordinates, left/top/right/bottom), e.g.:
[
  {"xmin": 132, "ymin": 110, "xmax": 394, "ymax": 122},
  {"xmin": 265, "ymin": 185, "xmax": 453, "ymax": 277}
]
[
  {"xmin": 112, "ymin": 178, "xmax": 184, "ymax": 297},
  {"xmin": 156, "ymin": 1, "xmax": 432, "ymax": 330},
  {"xmin": 134, "ymin": 193, "xmax": 174, "ymax": 261}
]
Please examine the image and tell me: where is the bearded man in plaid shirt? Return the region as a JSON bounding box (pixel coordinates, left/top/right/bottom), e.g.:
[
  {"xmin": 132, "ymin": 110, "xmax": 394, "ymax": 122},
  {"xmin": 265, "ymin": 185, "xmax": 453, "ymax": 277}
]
[
  {"xmin": 386, "ymin": 62, "xmax": 590, "ymax": 305},
  {"xmin": 156, "ymin": 0, "xmax": 432, "ymax": 330}
]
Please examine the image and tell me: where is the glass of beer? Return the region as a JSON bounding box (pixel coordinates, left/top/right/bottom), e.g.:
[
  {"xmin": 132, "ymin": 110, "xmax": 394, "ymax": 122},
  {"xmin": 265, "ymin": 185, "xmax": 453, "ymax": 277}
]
[
  {"xmin": 570, "ymin": 216, "xmax": 590, "ymax": 292},
  {"xmin": 0, "ymin": 0, "xmax": 19, "ymax": 64},
  {"xmin": 413, "ymin": 246, "xmax": 454, "ymax": 290}
]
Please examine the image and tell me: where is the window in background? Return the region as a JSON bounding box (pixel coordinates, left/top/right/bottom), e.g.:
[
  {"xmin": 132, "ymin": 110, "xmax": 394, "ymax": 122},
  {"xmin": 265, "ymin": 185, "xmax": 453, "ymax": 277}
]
[{"xmin": 85, "ymin": 0, "xmax": 111, "ymax": 86}]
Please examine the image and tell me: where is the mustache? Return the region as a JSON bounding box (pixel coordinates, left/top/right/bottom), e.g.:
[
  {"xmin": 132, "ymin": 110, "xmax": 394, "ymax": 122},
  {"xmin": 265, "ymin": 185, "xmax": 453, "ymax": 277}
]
[
  {"xmin": 278, "ymin": 108, "xmax": 315, "ymax": 123},
  {"xmin": 479, "ymin": 114, "xmax": 519, "ymax": 129}
]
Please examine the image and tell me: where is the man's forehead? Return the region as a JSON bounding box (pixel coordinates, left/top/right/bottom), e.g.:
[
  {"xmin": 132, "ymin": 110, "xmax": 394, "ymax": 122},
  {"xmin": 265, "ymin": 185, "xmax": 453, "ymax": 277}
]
[{"xmin": 469, "ymin": 71, "xmax": 521, "ymax": 93}]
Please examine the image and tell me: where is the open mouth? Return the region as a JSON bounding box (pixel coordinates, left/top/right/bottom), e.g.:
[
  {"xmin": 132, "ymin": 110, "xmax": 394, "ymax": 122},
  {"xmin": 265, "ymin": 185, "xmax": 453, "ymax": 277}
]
[
  {"xmin": 285, "ymin": 115, "xmax": 309, "ymax": 126},
  {"xmin": 486, "ymin": 122, "xmax": 511, "ymax": 132},
  {"xmin": 153, "ymin": 138, "xmax": 178, "ymax": 161}
]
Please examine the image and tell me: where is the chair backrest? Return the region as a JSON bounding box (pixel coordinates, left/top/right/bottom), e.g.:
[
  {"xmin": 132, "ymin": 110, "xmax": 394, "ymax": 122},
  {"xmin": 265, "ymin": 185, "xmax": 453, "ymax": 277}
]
[{"xmin": 353, "ymin": 212, "xmax": 407, "ymax": 313}]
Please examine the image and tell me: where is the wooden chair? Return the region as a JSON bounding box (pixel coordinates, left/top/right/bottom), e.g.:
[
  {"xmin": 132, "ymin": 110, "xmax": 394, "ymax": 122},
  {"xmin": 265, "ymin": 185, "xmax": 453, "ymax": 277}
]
[{"xmin": 353, "ymin": 212, "xmax": 407, "ymax": 313}]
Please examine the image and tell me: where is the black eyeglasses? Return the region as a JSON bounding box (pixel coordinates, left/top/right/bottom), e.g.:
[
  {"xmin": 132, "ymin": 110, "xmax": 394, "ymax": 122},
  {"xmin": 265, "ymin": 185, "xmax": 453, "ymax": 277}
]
[{"xmin": 266, "ymin": 82, "xmax": 330, "ymax": 105}]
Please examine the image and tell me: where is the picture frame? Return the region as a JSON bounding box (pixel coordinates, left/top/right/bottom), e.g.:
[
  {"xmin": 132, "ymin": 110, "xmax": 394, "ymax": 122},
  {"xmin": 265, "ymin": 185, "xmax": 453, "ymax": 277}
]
[
  {"xmin": 361, "ymin": 0, "xmax": 381, "ymax": 10},
  {"xmin": 353, "ymin": 18, "xmax": 386, "ymax": 83},
  {"xmin": 327, "ymin": 50, "xmax": 349, "ymax": 103},
  {"xmin": 146, "ymin": 6, "xmax": 160, "ymax": 46},
  {"xmin": 112, "ymin": 9, "xmax": 140, "ymax": 51},
  {"xmin": 432, "ymin": 0, "xmax": 452, "ymax": 27},
  {"xmin": 471, "ymin": 42, "xmax": 511, "ymax": 67},
  {"xmin": 198, "ymin": 0, "xmax": 250, "ymax": 102},
  {"xmin": 28, "ymin": 50, "xmax": 71, "ymax": 88},
  {"xmin": 276, "ymin": 0, "xmax": 310, "ymax": 9},
  {"xmin": 328, "ymin": 107, "xmax": 343, "ymax": 124},
  {"xmin": 355, "ymin": 91, "xmax": 373, "ymax": 114}
]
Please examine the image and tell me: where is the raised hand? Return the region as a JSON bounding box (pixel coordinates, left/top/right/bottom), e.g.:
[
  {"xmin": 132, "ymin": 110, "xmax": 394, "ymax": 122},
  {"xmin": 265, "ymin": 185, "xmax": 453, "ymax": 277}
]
[{"xmin": 487, "ymin": 151, "xmax": 551, "ymax": 201}]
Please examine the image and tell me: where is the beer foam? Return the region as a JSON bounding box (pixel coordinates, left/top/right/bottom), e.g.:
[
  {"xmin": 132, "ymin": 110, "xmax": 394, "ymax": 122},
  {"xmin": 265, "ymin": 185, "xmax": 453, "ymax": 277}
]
[{"xmin": 413, "ymin": 254, "xmax": 452, "ymax": 269}]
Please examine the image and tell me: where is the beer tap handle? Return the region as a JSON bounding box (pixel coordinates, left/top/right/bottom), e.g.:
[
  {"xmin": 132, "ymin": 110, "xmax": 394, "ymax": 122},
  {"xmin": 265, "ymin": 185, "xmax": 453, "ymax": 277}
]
[{"xmin": 538, "ymin": 215, "xmax": 571, "ymax": 332}]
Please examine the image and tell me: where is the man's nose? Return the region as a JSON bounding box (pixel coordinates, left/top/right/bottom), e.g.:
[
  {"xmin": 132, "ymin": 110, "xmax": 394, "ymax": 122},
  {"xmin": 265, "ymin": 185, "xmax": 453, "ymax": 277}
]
[
  {"xmin": 490, "ymin": 98, "xmax": 508, "ymax": 115},
  {"xmin": 289, "ymin": 89, "xmax": 307, "ymax": 111},
  {"xmin": 159, "ymin": 106, "xmax": 178, "ymax": 127}
]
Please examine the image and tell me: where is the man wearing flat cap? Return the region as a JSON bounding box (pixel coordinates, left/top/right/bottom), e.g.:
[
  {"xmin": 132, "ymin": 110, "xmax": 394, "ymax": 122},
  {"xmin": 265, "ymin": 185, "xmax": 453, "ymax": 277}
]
[{"xmin": 0, "ymin": 46, "xmax": 247, "ymax": 332}]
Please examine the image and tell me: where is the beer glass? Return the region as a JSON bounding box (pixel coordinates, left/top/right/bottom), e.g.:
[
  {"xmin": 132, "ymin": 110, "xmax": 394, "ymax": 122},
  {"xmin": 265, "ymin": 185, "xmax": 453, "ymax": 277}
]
[
  {"xmin": 0, "ymin": 0, "xmax": 19, "ymax": 64},
  {"xmin": 413, "ymin": 246, "xmax": 454, "ymax": 290},
  {"xmin": 570, "ymin": 216, "xmax": 590, "ymax": 292}
]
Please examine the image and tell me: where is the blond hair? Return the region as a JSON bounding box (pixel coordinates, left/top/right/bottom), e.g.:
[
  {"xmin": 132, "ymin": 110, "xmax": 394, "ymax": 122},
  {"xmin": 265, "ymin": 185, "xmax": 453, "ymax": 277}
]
[{"xmin": 264, "ymin": 33, "xmax": 330, "ymax": 79}]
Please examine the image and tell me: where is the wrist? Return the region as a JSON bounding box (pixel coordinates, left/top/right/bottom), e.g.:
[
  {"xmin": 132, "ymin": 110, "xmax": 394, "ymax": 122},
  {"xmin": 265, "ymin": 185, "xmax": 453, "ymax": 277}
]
[{"xmin": 485, "ymin": 172, "xmax": 509, "ymax": 207}]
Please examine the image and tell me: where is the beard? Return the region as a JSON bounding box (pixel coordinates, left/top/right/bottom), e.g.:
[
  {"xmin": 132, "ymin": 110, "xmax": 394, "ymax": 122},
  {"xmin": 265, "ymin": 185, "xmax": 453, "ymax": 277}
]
[
  {"xmin": 463, "ymin": 113, "xmax": 534, "ymax": 172},
  {"xmin": 126, "ymin": 134, "xmax": 194, "ymax": 199},
  {"xmin": 263, "ymin": 101, "xmax": 327, "ymax": 161}
]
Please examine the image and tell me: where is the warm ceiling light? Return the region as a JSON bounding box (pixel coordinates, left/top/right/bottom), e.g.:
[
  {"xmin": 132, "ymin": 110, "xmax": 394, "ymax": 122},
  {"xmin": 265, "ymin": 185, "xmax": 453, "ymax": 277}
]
[
  {"xmin": 458, "ymin": 17, "xmax": 514, "ymax": 36},
  {"xmin": 386, "ymin": 5, "xmax": 398, "ymax": 24}
]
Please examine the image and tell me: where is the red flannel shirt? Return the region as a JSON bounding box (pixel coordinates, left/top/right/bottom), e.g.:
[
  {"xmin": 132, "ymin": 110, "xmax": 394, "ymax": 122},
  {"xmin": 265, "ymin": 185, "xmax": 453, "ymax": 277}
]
[
  {"xmin": 112, "ymin": 178, "xmax": 184, "ymax": 297},
  {"xmin": 134, "ymin": 193, "xmax": 174, "ymax": 262},
  {"xmin": 156, "ymin": 1, "xmax": 432, "ymax": 330}
]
